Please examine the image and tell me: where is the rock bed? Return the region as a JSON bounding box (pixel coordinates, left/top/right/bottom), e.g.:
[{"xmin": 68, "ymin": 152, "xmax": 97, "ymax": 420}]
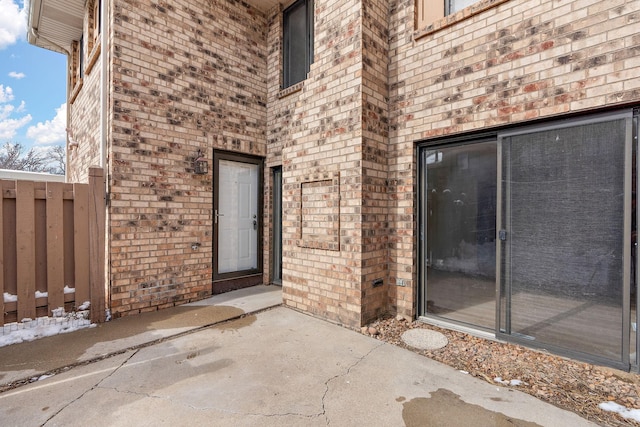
[{"xmin": 363, "ymin": 315, "xmax": 640, "ymax": 426}]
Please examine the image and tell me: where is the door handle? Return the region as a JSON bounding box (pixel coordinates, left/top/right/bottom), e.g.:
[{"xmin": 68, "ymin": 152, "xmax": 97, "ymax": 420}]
[
  {"xmin": 215, "ymin": 209, "xmax": 224, "ymax": 224},
  {"xmin": 253, "ymin": 219, "xmax": 257, "ymax": 230}
]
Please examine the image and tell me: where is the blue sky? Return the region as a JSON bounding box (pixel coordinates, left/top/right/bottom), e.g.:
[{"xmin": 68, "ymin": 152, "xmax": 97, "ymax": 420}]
[{"xmin": 0, "ymin": 0, "xmax": 67, "ymax": 151}]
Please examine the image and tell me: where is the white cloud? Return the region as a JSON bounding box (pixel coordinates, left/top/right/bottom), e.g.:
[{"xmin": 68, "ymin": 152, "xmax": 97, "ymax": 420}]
[
  {"xmin": 0, "ymin": 114, "xmax": 31, "ymax": 140},
  {"xmin": 8, "ymin": 71, "xmax": 25, "ymax": 79},
  {"xmin": 0, "ymin": 103, "xmax": 15, "ymax": 120},
  {"xmin": 0, "ymin": 0, "xmax": 27, "ymax": 50},
  {"xmin": 0, "ymin": 84, "xmax": 31, "ymax": 140},
  {"xmin": 0, "ymin": 85, "xmax": 14, "ymax": 103},
  {"xmin": 26, "ymin": 103, "xmax": 67, "ymax": 145}
]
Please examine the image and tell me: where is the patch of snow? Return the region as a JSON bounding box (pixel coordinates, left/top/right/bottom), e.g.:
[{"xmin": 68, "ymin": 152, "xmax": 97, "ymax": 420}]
[
  {"xmin": 77, "ymin": 301, "xmax": 90, "ymax": 311},
  {"xmin": 459, "ymin": 370, "xmax": 469, "ymax": 374},
  {"xmin": 599, "ymin": 402, "xmax": 640, "ymax": 422},
  {"xmin": 37, "ymin": 374, "xmax": 54, "ymax": 381},
  {"xmin": 494, "ymin": 377, "xmax": 525, "ymax": 386},
  {"xmin": 105, "ymin": 309, "xmax": 112, "ymax": 322},
  {"xmin": 51, "ymin": 307, "xmax": 65, "ymax": 318},
  {"xmin": 3, "ymin": 292, "xmax": 17, "ymax": 303},
  {"xmin": 0, "ymin": 312, "xmax": 94, "ymax": 348},
  {"xmin": 35, "ymin": 291, "xmax": 48, "ymax": 298},
  {"xmin": 63, "ymin": 285, "xmax": 75, "ymax": 294}
]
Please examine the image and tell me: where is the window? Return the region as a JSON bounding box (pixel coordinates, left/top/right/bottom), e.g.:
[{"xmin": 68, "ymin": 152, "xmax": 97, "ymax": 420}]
[
  {"xmin": 69, "ymin": 36, "xmax": 84, "ymax": 103},
  {"xmin": 69, "ymin": 38, "xmax": 83, "ymax": 88},
  {"xmin": 418, "ymin": 109, "xmax": 639, "ymax": 370},
  {"xmin": 86, "ymin": 0, "xmax": 102, "ymax": 74},
  {"xmin": 79, "ymin": 34, "xmax": 84, "ymax": 79},
  {"xmin": 416, "ymin": 0, "xmax": 508, "ymax": 33},
  {"xmin": 445, "ymin": 0, "xmax": 480, "ymax": 15},
  {"xmin": 282, "ymin": 0, "xmax": 314, "ymax": 89},
  {"xmin": 91, "ymin": 0, "xmax": 101, "ymax": 48}
]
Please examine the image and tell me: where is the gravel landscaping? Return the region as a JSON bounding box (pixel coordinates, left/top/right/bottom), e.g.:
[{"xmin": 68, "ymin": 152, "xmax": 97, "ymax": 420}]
[{"xmin": 363, "ymin": 316, "xmax": 640, "ymax": 427}]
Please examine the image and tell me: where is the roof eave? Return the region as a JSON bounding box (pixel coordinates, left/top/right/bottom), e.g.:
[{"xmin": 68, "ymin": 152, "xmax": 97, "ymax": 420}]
[{"xmin": 26, "ymin": 0, "xmax": 85, "ymax": 55}]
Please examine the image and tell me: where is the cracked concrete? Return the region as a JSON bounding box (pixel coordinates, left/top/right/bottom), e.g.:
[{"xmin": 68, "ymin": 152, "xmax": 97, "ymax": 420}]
[
  {"xmin": 0, "ymin": 351, "xmax": 135, "ymax": 426},
  {"xmin": 0, "ymin": 307, "xmax": 597, "ymax": 426}
]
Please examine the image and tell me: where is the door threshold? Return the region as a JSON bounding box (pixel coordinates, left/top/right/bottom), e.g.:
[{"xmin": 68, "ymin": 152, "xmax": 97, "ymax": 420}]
[
  {"xmin": 418, "ymin": 316, "xmax": 500, "ymax": 342},
  {"xmin": 212, "ymin": 274, "xmax": 262, "ymax": 294}
]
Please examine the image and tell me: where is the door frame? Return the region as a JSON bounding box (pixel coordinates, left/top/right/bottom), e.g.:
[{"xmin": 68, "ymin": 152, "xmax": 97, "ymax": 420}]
[
  {"xmin": 213, "ymin": 151, "xmax": 264, "ymax": 288},
  {"xmin": 272, "ymin": 166, "xmax": 283, "ymax": 285}
]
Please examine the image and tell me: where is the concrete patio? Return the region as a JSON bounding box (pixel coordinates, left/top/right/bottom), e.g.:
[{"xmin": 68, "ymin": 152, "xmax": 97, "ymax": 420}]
[{"xmin": 0, "ymin": 286, "xmax": 595, "ymax": 426}]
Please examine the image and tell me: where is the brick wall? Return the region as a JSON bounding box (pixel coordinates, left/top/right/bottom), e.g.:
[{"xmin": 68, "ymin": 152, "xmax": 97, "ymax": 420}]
[
  {"xmin": 63, "ymin": 0, "xmax": 639, "ymax": 325},
  {"xmin": 269, "ymin": 0, "xmax": 392, "ymax": 327},
  {"xmin": 67, "ymin": 1, "xmax": 103, "ymax": 183},
  {"xmin": 360, "ymin": 0, "xmax": 391, "ymax": 323},
  {"xmin": 107, "ymin": 0, "xmax": 267, "ymax": 317},
  {"xmin": 269, "ymin": 0, "xmax": 365, "ymax": 327},
  {"xmin": 388, "ymin": 0, "xmax": 640, "ymax": 318}
]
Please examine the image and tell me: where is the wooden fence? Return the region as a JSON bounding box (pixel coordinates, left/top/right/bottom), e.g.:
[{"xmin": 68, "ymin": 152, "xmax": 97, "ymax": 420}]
[{"xmin": 0, "ymin": 167, "xmax": 105, "ymax": 325}]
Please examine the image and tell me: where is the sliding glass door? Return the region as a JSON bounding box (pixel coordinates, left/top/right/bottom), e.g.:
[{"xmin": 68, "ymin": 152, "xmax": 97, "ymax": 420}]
[
  {"xmin": 498, "ymin": 114, "xmax": 632, "ymax": 368},
  {"xmin": 418, "ymin": 109, "xmax": 638, "ymax": 370},
  {"xmin": 420, "ymin": 141, "xmax": 497, "ymax": 330}
]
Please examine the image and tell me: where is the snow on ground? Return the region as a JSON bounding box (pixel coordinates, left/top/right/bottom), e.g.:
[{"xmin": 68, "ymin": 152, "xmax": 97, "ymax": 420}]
[
  {"xmin": 0, "ymin": 308, "xmax": 94, "ymax": 348},
  {"xmin": 494, "ymin": 377, "xmax": 526, "ymax": 386},
  {"xmin": 599, "ymin": 402, "xmax": 640, "ymax": 422}
]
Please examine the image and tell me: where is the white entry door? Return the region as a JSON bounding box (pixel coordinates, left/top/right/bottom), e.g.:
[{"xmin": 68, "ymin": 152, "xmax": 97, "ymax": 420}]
[{"xmin": 217, "ymin": 159, "xmax": 259, "ymax": 274}]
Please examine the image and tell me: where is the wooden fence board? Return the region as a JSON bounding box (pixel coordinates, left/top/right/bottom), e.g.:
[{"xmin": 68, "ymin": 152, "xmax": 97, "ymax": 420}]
[
  {"xmin": 16, "ymin": 181, "xmax": 36, "ymax": 320},
  {"xmin": 35, "ymin": 199, "xmax": 47, "ymax": 300},
  {"xmin": 0, "ymin": 170, "xmax": 106, "ymax": 326},
  {"xmin": 3, "ymin": 197, "xmax": 16, "ymax": 302},
  {"xmin": 46, "ymin": 182, "xmax": 65, "ymax": 313},
  {"xmin": 73, "ymin": 184, "xmax": 90, "ymax": 307}
]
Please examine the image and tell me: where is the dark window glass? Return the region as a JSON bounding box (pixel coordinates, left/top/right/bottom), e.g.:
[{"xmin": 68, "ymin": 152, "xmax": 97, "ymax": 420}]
[
  {"xmin": 79, "ymin": 35, "xmax": 84, "ymax": 79},
  {"xmin": 283, "ymin": 0, "xmax": 313, "ymax": 88},
  {"xmin": 446, "ymin": 0, "xmax": 480, "ymax": 15},
  {"xmin": 501, "ymin": 118, "xmax": 628, "ymax": 364},
  {"xmin": 423, "ymin": 141, "xmax": 497, "ymax": 330}
]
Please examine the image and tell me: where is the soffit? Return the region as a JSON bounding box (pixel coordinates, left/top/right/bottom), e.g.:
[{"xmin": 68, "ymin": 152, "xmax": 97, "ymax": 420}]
[
  {"xmin": 26, "ymin": 0, "xmax": 282, "ymax": 55},
  {"xmin": 27, "ymin": 0, "xmax": 85, "ymax": 55}
]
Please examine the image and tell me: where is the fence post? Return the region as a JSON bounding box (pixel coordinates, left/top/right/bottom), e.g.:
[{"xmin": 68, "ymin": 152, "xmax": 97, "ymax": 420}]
[{"xmin": 89, "ymin": 167, "xmax": 106, "ymax": 323}]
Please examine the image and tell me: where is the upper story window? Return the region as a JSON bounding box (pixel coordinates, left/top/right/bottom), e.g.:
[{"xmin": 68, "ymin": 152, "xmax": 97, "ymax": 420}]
[
  {"xmin": 417, "ymin": 0, "xmax": 482, "ymax": 28},
  {"xmin": 79, "ymin": 34, "xmax": 84, "ymax": 79},
  {"xmin": 446, "ymin": 0, "xmax": 480, "ymax": 15},
  {"xmin": 282, "ymin": 0, "xmax": 314, "ymax": 89},
  {"xmin": 70, "ymin": 36, "xmax": 84, "ymax": 85},
  {"xmin": 416, "ymin": 0, "xmax": 508, "ymax": 35},
  {"xmin": 69, "ymin": 36, "xmax": 84, "ymax": 103},
  {"xmin": 91, "ymin": 0, "xmax": 101, "ymax": 48},
  {"xmin": 85, "ymin": 0, "xmax": 102, "ymax": 74}
]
